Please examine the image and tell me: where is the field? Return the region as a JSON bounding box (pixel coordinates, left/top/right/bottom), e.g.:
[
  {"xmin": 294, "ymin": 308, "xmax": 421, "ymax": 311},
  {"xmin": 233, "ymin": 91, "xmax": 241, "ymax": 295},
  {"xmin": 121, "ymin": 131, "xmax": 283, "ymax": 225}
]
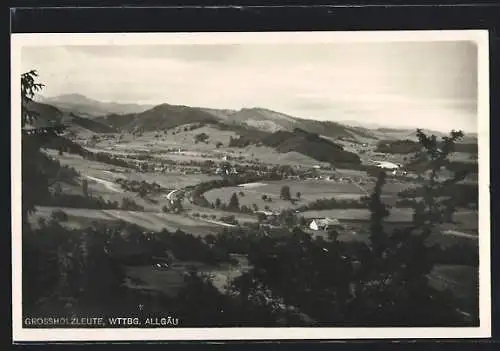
[
  {"xmin": 89, "ymin": 129, "xmax": 330, "ymax": 167},
  {"xmin": 43, "ymin": 148, "xmax": 226, "ymax": 214},
  {"xmin": 203, "ymin": 177, "xmax": 416, "ymax": 212},
  {"xmin": 45, "ymin": 149, "xmax": 222, "ymax": 189},
  {"xmin": 204, "ymin": 179, "xmax": 369, "ymax": 212},
  {"xmin": 32, "ymin": 206, "xmax": 223, "ymax": 236}
]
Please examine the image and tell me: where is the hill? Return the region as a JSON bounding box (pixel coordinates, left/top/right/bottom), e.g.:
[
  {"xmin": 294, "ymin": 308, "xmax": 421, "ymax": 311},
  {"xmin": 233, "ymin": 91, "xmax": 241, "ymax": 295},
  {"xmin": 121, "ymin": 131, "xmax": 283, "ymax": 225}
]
[
  {"xmin": 96, "ymin": 102, "xmax": 375, "ymax": 142},
  {"xmin": 261, "ymin": 128, "xmax": 361, "ymax": 165},
  {"xmin": 97, "ymin": 103, "xmax": 220, "ymax": 133},
  {"xmin": 66, "ymin": 113, "xmax": 117, "ymax": 133},
  {"xmin": 25, "ymin": 101, "xmax": 117, "ymax": 133},
  {"xmin": 38, "ymin": 94, "xmax": 154, "ymax": 117},
  {"xmin": 206, "ymin": 107, "xmax": 375, "ymax": 140}
]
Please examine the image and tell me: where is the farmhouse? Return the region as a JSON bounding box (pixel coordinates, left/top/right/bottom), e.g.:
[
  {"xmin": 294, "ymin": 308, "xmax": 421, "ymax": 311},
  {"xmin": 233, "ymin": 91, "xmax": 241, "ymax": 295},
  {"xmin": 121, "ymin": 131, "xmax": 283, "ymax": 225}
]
[{"xmin": 309, "ymin": 218, "xmax": 341, "ymax": 231}]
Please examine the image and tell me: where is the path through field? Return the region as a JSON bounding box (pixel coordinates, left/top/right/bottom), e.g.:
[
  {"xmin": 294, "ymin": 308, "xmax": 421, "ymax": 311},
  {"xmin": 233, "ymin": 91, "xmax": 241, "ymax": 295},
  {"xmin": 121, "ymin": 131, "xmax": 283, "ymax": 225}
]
[{"xmin": 85, "ymin": 175, "xmax": 123, "ymax": 193}]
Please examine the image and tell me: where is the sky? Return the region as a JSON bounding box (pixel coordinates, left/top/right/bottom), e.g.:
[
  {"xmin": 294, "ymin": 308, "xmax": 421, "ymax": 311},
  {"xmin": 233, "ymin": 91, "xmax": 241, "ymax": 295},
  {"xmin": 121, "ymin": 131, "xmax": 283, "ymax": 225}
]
[{"xmin": 21, "ymin": 41, "xmax": 478, "ymax": 132}]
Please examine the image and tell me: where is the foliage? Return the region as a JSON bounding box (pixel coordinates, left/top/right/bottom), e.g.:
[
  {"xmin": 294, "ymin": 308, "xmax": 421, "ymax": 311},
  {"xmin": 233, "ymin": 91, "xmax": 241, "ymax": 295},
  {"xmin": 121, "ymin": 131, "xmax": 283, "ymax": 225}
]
[
  {"xmin": 215, "ymin": 197, "xmax": 222, "ymax": 208},
  {"xmin": 21, "ymin": 70, "xmax": 45, "ymax": 127},
  {"xmin": 50, "ymin": 210, "xmax": 68, "ymax": 222},
  {"xmin": 194, "ymin": 132, "xmax": 210, "ymax": 144},
  {"xmin": 228, "ymin": 193, "xmax": 240, "ymax": 211},
  {"xmin": 228, "ymin": 136, "xmax": 253, "ymax": 148},
  {"xmin": 116, "ymin": 178, "xmax": 166, "ymax": 196},
  {"xmin": 81, "ymin": 179, "xmax": 89, "ymax": 197},
  {"xmin": 224, "ymin": 129, "xmax": 476, "ymax": 327},
  {"xmin": 280, "ymin": 185, "xmax": 291, "ymax": 201},
  {"xmin": 121, "ymin": 197, "xmax": 145, "ymax": 211},
  {"xmin": 375, "ymin": 139, "xmax": 421, "ymax": 154},
  {"xmin": 21, "ymin": 71, "xmax": 73, "ymax": 218},
  {"xmin": 261, "ymin": 129, "xmax": 361, "ymax": 165}
]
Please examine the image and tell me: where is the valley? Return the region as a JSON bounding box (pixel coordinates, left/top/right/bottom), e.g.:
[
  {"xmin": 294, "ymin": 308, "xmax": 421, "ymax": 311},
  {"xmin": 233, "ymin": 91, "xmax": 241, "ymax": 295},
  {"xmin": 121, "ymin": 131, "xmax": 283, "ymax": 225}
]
[{"xmin": 25, "ymin": 94, "xmax": 480, "ymax": 325}]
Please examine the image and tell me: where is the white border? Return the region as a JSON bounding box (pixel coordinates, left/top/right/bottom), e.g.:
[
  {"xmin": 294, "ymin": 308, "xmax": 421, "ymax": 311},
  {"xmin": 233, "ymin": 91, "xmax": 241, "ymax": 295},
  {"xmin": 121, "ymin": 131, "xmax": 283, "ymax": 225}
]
[{"xmin": 11, "ymin": 30, "xmax": 491, "ymax": 342}]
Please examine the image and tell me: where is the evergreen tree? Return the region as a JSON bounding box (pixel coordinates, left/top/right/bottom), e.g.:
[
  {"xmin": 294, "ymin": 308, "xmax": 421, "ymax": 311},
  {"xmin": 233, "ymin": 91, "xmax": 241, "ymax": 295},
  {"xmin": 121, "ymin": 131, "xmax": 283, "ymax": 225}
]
[
  {"xmin": 215, "ymin": 197, "xmax": 222, "ymax": 208},
  {"xmin": 280, "ymin": 186, "xmax": 291, "ymax": 200},
  {"xmin": 228, "ymin": 192, "xmax": 240, "ymax": 210}
]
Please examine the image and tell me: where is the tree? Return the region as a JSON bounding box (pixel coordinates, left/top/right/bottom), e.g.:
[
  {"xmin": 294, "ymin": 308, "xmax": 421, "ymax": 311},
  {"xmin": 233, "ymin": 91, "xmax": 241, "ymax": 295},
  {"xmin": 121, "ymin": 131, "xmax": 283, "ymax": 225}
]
[
  {"xmin": 278, "ymin": 210, "xmax": 296, "ymax": 227},
  {"xmin": 228, "ymin": 193, "xmax": 240, "ymax": 211},
  {"xmin": 348, "ymin": 129, "xmax": 469, "ymax": 326},
  {"xmin": 172, "ymin": 198, "xmax": 184, "ymax": 213},
  {"xmin": 280, "ymin": 185, "xmax": 291, "ymax": 201},
  {"xmin": 21, "ymin": 70, "xmax": 44, "ymax": 128},
  {"xmin": 138, "ymin": 187, "xmax": 148, "ymax": 198},
  {"xmin": 257, "ymin": 212, "xmax": 267, "ymax": 222},
  {"xmin": 21, "ymin": 71, "xmax": 52, "ymax": 219},
  {"xmin": 53, "ymin": 183, "xmax": 63, "ymax": 197},
  {"xmin": 227, "ymin": 129, "xmax": 471, "ymax": 327},
  {"xmin": 194, "ymin": 133, "xmax": 209, "ymax": 144},
  {"xmin": 327, "ymin": 229, "xmax": 339, "ymax": 241},
  {"xmin": 20, "ymin": 71, "xmax": 132, "ymax": 320},
  {"xmin": 215, "ymin": 197, "xmax": 222, "ymax": 208},
  {"xmin": 299, "ymin": 216, "xmax": 307, "ymax": 227},
  {"xmin": 82, "ymin": 179, "xmax": 89, "ymax": 197}
]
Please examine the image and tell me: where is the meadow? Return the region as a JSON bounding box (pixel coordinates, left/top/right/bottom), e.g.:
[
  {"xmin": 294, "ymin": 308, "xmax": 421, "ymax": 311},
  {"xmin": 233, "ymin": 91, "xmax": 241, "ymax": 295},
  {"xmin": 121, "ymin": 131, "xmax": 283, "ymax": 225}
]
[
  {"xmin": 32, "ymin": 206, "xmax": 223, "ymax": 236},
  {"xmin": 204, "ymin": 179, "xmax": 369, "ymax": 211}
]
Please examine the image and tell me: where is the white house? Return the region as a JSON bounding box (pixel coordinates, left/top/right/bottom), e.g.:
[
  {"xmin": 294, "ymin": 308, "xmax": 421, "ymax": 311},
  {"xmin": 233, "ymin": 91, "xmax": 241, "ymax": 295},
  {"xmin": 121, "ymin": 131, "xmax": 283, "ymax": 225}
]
[
  {"xmin": 309, "ymin": 218, "xmax": 341, "ymax": 231},
  {"xmin": 373, "ymin": 161, "xmax": 400, "ymax": 170}
]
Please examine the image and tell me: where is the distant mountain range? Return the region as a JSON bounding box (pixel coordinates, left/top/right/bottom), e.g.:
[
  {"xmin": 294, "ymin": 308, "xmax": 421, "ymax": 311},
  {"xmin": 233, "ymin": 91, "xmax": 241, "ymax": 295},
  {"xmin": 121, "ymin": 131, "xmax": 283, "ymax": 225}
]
[
  {"xmin": 27, "ymin": 93, "xmax": 477, "ymax": 162},
  {"xmin": 36, "ymin": 94, "xmax": 155, "ymax": 116}
]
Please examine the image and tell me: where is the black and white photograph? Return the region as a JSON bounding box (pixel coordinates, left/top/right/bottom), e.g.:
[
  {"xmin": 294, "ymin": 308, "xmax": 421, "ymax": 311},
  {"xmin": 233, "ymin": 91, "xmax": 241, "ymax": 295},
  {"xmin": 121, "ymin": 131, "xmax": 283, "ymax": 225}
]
[{"xmin": 11, "ymin": 31, "xmax": 490, "ymax": 341}]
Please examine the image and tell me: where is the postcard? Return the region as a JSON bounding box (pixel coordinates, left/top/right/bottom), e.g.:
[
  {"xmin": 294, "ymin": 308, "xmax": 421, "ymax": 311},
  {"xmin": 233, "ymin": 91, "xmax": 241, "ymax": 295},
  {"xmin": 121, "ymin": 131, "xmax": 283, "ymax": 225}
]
[{"xmin": 11, "ymin": 30, "xmax": 490, "ymax": 341}]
